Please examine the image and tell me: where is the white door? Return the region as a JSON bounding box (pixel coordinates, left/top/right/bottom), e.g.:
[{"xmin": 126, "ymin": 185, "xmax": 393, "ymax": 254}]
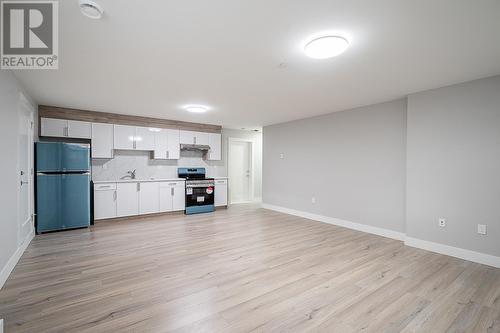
[
  {"xmin": 92, "ymin": 123, "xmax": 114, "ymax": 158},
  {"xmin": 229, "ymin": 140, "xmax": 252, "ymax": 203},
  {"xmin": 68, "ymin": 120, "xmax": 91, "ymax": 139},
  {"xmin": 40, "ymin": 118, "xmax": 67, "ymax": 137},
  {"xmin": 94, "ymin": 186, "xmax": 117, "ymax": 220},
  {"xmin": 114, "ymin": 125, "xmax": 135, "ymax": 150},
  {"xmin": 116, "ymin": 182, "xmax": 139, "ymax": 217},
  {"xmin": 18, "ymin": 95, "xmax": 34, "ymax": 245},
  {"xmin": 135, "ymin": 127, "xmax": 155, "ymax": 151},
  {"xmin": 139, "ymin": 182, "xmax": 160, "ymax": 214}
]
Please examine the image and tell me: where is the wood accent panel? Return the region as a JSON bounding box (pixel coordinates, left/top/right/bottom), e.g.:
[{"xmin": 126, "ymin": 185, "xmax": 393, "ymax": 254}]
[
  {"xmin": 38, "ymin": 105, "xmax": 222, "ymax": 133},
  {"xmin": 1, "ymin": 204, "xmax": 499, "ymax": 332}
]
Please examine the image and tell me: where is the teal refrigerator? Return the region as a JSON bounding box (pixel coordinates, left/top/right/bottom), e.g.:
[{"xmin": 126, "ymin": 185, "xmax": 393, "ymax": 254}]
[{"xmin": 36, "ymin": 142, "xmax": 91, "ymax": 233}]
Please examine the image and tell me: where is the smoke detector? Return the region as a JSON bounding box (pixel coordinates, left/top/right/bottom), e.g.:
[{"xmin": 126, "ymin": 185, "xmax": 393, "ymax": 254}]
[{"xmin": 79, "ymin": 0, "xmax": 104, "ymax": 19}]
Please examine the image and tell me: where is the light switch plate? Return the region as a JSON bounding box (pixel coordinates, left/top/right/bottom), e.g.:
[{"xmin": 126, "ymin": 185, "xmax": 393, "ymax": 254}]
[
  {"xmin": 477, "ymin": 224, "xmax": 487, "ymax": 235},
  {"xmin": 279, "ymin": 153, "xmax": 284, "ymax": 159}
]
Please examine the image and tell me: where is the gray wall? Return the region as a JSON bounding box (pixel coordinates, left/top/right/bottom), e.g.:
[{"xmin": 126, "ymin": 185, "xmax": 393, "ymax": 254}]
[
  {"xmin": 0, "ymin": 72, "xmax": 23, "ymax": 277},
  {"xmin": 406, "ymin": 76, "xmax": 500, "ymax": 256},
  {"xmin": 263, "ymin": 99, "xmax": 407, "ymax": 232}
]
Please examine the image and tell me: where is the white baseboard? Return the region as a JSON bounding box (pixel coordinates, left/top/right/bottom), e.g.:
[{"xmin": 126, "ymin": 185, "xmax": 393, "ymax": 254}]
[
  {"xmin": 261, "ymin": 203, "xmax": 406, "ymax": 241},
  {"xmin": 405, "ymin": 237, "xmax": 500, "ymax": 268},
  {"xmin": 262, "ymin": 203, "xmax": 500, "ymax": 268},
  {"xmin": 0, "ymin": 229, "xmax": 34, "ymax": 290}
]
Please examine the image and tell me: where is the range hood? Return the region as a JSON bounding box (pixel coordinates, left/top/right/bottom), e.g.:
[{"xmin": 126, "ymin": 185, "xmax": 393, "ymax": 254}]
[{"xmin": 180, "ymin": 144, "xmax": 210, "ymax": 152}]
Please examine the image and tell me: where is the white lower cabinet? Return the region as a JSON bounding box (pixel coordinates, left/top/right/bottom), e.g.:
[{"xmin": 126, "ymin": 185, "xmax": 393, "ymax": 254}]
[
  {"xmin": 139, "ymin": 182, "xmax": 160, "ymax": 215},
  {"xmin": 94, "ymin": 183, "xmax": 117, "ymax": 220},
  {"xmin": 214, "ymin": 179, "xmax": 228, "ymax": 207},
  {"xmin": 95, "ymin": 180, "xmax": 185, "ymax": 220},
  {"xmin": 116, "ymin": 182, "xmax": 139, "ymax": 217},
  {"xmin": 160, "ymin": 182, "xmax": 185, "ymax": 212}
]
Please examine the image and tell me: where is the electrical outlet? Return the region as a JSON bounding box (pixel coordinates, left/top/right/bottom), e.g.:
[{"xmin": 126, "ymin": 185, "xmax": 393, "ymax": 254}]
[
  {"xmin": 279, "ymin": 153, "xmax": 284, "ymax": 159},
  {"xmin": 438, "ymin": 218, "xmax": 446, "ymax": 228},
  {"xmin": 311, "ymin": 197, "xmax": 316, "ymax": 204},
  {"xmin": 477, "ymin": 224, "xmax": 487, "ymax": 235}
]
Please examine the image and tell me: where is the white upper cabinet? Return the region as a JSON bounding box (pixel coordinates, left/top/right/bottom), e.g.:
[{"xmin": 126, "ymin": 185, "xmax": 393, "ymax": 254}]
[
  {"xmin": 167, "ymin": 129, "xmax": 180, "ymax": 159},
  {"xmin": 180, "ymin": 130, "xmax": 196, "ymax": 145},
  {"xmin": 135, "ymin": 127, "xmax": 156, "ymax": 151},
  {"xmin": 208, "ymin": 133, "xmax": 222, "ymax": 160},
  {"xmin": 114, "ymin": 125, "xmax": 156, "ymax": 151},
  {"xmin": 114, "ymin": 125, "xmax": 136, "ymax": 150},
  {"xmin": 154, "ymin": 129, "xmax": 180, "ymax": 160},
  {"xmin": 92, "ymin": 123, "xmax": 114, "ymax": 159},
  {"xmin": 67, "ymin": 120, "xmax": 91, "ymax": 139},
  {"xmin": 41, "ymin": 118, "xmax": 91, "ymax": 139},
  {"xmin": 41, "ymin": 118, "xmax": 67, "ymax": 137},
  {"xmin": 180, "ymin": 130, "xmax": 209, "ymax": 145}
]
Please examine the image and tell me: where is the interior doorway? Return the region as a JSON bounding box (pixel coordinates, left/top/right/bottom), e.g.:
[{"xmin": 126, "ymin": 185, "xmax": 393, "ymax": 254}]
[
  {"xmin": 18, "ymin": 93, "xmax": 35, "ymax": 246},
  {"xmin": 228, "ymin": 138, "xmax": 254, "ymax": 204}
]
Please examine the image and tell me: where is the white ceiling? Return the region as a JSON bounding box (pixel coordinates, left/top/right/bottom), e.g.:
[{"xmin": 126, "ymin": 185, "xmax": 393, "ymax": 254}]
[{"xmin": 13, "ymin": 0, "xmax": 500, "ymax": 128}]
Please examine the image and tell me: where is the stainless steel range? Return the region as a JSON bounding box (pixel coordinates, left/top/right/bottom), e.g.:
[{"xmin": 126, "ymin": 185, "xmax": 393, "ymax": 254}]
[{"xmin": 178, "ymin": 168, "xmax": 215, "ymax": 215}]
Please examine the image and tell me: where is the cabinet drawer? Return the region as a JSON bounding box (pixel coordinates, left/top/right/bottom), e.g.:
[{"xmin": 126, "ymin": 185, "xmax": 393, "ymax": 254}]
[
  {"xmin": 160, "ymin": 181, "xmax": 184, "ymax": 188},
  {"xmin": 95, "ymin": 183, "xmax": 117, "ymax": 191}
]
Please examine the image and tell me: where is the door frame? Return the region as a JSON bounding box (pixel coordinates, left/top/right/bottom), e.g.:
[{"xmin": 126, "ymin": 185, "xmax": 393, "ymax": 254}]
[
  {"xmin": 227, "ymin": 137, "xmax": 255, "ymax": 204},
  {"xmin": 17, "ymin": 92, "xmax": 35, "ymax": 244}
]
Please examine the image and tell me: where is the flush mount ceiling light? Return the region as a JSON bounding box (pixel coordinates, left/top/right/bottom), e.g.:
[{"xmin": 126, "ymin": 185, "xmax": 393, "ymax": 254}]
[
  {"xmin": 184, "ymin": 105, "xmax": 209, "ymax": 113},
  {"xmin": 304, "ymin": 35, "xmax": 349, "ymax": 59},
  {"xmin": 79, "ymin": 0, "xmax": 104, "ymax": 19}
]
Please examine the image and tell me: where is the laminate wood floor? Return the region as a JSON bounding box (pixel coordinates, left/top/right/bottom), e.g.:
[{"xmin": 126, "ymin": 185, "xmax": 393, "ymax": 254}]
[{"xmin": 1, "ymin": 204, "xmax": 500, "ymax": 333}]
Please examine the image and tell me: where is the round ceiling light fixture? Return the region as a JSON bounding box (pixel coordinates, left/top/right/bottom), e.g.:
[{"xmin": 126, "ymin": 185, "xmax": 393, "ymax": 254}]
[
  {"xmin": 184, "ymin": 105, "xmax": 209, "ymax": 113},
  {"xmin": 304, "ymin": 35, "xmax": 349, "ymax": 59},
  {"xmin": 79, "ymin": 0, "xmax": 104, "ymax": 19}
]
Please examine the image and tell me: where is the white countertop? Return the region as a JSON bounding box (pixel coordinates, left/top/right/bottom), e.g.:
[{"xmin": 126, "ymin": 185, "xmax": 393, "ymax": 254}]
[
  {"xmin": 93, "ymin": 178, "xmax": 185, "ymax": 184},
  {"xmin": 94, "ymin": 177, "xmax": 228, "ymax": 184}
]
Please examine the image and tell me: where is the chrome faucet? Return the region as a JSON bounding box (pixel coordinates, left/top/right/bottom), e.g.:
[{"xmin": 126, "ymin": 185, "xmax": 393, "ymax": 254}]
[{"xmin": 121, "ymin": 169, "xmax": 137, "ymax": 180}]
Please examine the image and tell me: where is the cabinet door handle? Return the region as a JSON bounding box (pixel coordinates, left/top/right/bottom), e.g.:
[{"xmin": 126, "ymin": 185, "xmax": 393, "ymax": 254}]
[
  {"xmin": 137, "ymin": 183, "xmax": 141, "ymax": 191},
  {"xmin": 194, "ymin": 136, "xmax": 196, "ymax": 145},
  {"xmin": 64, "ymin": 127, "xmax": 69, "ymax": 137},
  {"xmin": 114, "ymin": 191, "xmax": 117, "ymax": 201},
  {"xmin": 171, "ymin": 187, "xmax": 174, "ymax": 196},
  {"xmin": 166, "ymin": 150, "xmax": 169, "ymax": 159}
]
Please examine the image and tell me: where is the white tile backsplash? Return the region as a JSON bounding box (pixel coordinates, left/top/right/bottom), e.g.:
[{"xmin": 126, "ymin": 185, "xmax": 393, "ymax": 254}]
[{"xmin": 92, "ymin": 150, "xmax": 226, "ymax": 181}]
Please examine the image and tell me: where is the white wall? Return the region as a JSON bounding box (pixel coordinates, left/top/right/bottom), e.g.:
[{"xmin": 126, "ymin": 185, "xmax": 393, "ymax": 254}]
[
  {"xmin": 406, "ymin": 75, "xmax": 500, "ymax": 257},
  {"xmin": 263, "ymin": 99, "xmax": 407, "ymax": 233},
  {"xmin": 0, "ymin": 71, "xmax": 35, "ymax": 288}
]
